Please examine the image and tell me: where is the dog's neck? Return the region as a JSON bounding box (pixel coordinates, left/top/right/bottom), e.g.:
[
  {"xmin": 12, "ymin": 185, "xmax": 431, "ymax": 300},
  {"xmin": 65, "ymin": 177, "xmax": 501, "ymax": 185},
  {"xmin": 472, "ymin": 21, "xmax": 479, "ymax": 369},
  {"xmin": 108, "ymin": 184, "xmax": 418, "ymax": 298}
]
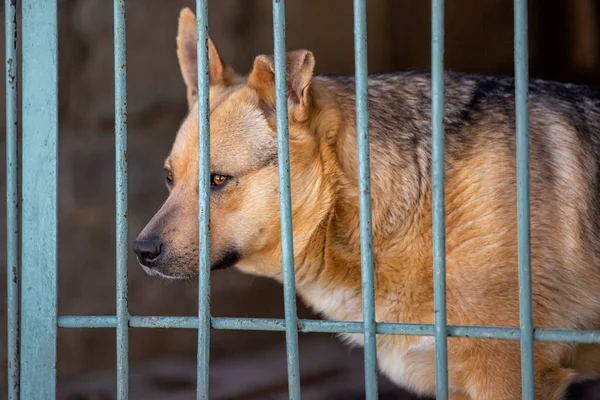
[{"xmin": 291, "ymin": 78, "xmax": 434, "ymax": 320}]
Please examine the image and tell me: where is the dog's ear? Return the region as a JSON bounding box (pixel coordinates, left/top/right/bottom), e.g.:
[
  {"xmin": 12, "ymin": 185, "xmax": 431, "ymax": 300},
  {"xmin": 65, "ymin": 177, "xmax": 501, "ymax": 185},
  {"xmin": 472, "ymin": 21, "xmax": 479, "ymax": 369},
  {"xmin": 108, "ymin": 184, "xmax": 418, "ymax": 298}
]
[
  {"xmin": 176, "ymin": 7, "xmax": 226, "ymax": 108},
  {"xmin": 248, "ymin": 49, "xmax": 315, "ymax": 123}
]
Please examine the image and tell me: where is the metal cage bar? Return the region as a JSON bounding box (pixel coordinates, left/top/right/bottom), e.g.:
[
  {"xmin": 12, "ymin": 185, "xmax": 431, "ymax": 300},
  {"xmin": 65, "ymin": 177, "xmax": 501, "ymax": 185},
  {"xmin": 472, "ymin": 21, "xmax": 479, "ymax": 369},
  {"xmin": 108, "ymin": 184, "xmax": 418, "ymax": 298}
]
[
  {"xmin": 20, "ymin": 0, "xmax": 58, "ymax": 397},
  {"xmin": 55, "ymin": 315, "xmax": 600, "ymax": 342},
  {"xmin": 272, "ymin": 1, "xmax": 303, "ymax": 398},
  {"xmin": 196, "ymin": 0, "xmax": 212, "ymax": 398},
  {"xmin": 514, "ymin": 0, "xmax": 535, "ymax": 398},
  {"xmin": 5, "ymin": 0, "xmax": 20, "ymax": 398},
  {"xmin": 352, "ymin": 0, "xmax": 379, "ymax": 399},
  {"xmin": 431, "ymin": 0, "xmax": 449, "ymax": 398},
  {"xmin": 114, "ymin": 0, "xmax": 129, "ymax": 398}
]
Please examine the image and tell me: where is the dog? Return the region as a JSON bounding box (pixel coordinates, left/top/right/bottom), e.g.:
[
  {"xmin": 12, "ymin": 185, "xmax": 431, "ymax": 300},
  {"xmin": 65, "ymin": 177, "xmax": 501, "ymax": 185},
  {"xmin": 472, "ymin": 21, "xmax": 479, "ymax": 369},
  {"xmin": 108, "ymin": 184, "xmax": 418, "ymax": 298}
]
[{"xmin": 134, "ymin": 7, "xmax": 600, "ymax": 399}]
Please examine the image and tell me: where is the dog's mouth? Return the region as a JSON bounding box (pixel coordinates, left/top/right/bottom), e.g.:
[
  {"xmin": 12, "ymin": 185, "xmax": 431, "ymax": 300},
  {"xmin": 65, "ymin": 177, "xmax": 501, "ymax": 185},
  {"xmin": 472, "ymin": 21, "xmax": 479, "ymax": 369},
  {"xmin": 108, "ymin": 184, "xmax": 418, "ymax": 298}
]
[
  {"xmin": 136, "ymin": 249, "xmax": 241, "ymax": 279},
  {"xmin": 135, "ymin": 252, "xmax": 192, "ymax": 280},
  {"xmin": 139, "ymin": 264, "xmax": 182, "ymax": 280},
  {"xmin": 211, "ymin": 250, "xmax": 241, "ymax": 271}
]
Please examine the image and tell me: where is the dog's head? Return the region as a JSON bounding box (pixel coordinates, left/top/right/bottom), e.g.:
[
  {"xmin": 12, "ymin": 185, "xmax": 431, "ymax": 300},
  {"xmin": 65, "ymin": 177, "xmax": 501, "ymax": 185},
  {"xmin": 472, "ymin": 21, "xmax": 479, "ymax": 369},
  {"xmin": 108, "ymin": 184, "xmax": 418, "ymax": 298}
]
[{"xmin": 134, "ymin": 8, "xmax": 334, "ymax": 280}]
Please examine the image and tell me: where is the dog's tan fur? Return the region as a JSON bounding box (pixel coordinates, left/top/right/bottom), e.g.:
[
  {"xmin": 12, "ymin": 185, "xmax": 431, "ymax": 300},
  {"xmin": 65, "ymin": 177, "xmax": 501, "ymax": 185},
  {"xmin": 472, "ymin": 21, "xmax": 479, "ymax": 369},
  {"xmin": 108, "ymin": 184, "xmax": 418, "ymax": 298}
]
[{"xmin": 134, "ymin": 8, "xmax": 600, "ymax": 399}]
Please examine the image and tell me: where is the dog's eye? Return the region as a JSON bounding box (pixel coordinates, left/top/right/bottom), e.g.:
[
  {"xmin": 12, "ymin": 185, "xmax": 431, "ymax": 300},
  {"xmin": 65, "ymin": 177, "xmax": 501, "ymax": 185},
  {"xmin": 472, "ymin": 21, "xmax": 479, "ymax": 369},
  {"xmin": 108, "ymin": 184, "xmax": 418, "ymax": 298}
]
[
  {"xmin": 165, "ymin": 169, "xmax": 174, "ymax": 184},
  {"xmin": 211, "ymin": 173, "xmax": 230, "ymax": 188}
]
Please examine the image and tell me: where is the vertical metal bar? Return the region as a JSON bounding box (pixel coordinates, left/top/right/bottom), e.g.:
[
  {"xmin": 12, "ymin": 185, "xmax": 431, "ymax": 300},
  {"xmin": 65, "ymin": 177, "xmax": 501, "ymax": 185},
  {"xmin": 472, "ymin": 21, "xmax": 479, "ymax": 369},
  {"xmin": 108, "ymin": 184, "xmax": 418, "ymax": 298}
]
[
  {"xmin": 514, "ymin": 0, "xmax": 535, "ymax": 398},
  {"xmin": 196, "ymin": 0, "xmax": 211, "ymax": 398},
  {"xmin": 114, "ymin": 0, "xmax": 129, "ymax": 398},
  {"xmin": 271, "ymin": 2, "xmax": 302, "ymax": 399},
  {"xmin": 5, "ymin": 0, "xmax": 20, "ymax": 398},
  {"xmin": 20, "ymin": 0, "xmax": 58, "ymax": 397},
  {"xmin": 431, "ymin": 0, "xmax": 449, "ymax": 398},
  {"xmin": 352, "ymin": 1, "xmax": 379, "ymax": 398}
]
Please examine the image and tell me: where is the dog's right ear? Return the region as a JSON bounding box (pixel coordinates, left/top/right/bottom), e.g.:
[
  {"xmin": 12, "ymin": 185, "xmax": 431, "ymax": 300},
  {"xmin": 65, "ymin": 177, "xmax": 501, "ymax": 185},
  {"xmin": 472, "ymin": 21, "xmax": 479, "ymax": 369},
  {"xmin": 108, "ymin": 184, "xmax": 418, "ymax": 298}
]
[
  {"xmin": 176, "ymin": 7, "xmax": 226, "ymax": 108},
  {"xmin": 248, "ymin": 49, "xmax": 315, "ymax": 123}
]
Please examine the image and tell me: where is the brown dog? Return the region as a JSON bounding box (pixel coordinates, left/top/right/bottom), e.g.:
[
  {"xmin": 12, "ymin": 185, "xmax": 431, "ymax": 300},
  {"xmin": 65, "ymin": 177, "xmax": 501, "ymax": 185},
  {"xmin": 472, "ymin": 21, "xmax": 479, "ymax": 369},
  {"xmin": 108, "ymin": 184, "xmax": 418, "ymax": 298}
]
[{"xmin": 134, "ymin": 8, "xmax": 600, "ymax": 399}]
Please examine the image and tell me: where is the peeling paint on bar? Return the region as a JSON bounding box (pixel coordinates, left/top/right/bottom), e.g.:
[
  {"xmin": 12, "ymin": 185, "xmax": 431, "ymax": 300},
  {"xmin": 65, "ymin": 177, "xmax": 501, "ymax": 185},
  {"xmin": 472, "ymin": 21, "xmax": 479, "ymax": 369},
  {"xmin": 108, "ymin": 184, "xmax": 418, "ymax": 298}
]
[
  {"xmin": 114, "ymin": 0, "xmax": 130, "ymax": 398},
  {"xmin": 431, "ymin": 0, "xmax": 449, "ymax": 398},
  {"xmin": 5, "ymin": 0, "xmax": 19, "ymax": 397},
  {"xmin": 196, "ymin": 0, "xmax": 212, "ymax": 399},
  {"xmin": 20, "ymin": 0, "xmax": 58, "ymax": 397}
]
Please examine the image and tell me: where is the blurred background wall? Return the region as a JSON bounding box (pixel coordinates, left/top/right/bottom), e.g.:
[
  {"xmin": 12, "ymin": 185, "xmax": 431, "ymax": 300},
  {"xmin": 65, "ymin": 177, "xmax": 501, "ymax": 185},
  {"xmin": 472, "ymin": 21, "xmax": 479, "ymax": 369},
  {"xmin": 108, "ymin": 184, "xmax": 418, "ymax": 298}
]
[{"xmin": 0, "ymin": 0, "xmax": 598, "ymax": 398}]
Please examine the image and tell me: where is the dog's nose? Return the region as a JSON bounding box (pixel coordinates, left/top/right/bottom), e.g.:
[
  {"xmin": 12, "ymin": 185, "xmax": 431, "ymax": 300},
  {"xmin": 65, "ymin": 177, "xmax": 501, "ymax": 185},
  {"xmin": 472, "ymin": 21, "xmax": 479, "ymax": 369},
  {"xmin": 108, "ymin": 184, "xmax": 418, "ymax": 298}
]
[{"xmin": 133, "ymin": 236, "xmax": 163, "ymax": 267}]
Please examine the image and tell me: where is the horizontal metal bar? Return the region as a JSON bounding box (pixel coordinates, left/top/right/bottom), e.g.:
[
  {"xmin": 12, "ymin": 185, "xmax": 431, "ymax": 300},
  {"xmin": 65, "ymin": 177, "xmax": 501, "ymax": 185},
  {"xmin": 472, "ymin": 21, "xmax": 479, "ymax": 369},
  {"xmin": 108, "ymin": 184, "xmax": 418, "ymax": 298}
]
[
  {"xmin": 59, "ymin": 316, "xmax": 118, "ymax": 328},
  {"xmin": 56, "ymin": 316, "xmax": 600, "ymax": 343},
  {"xmin": 132, "ymin": 316, "xmax": 198, "ymax": 329}
]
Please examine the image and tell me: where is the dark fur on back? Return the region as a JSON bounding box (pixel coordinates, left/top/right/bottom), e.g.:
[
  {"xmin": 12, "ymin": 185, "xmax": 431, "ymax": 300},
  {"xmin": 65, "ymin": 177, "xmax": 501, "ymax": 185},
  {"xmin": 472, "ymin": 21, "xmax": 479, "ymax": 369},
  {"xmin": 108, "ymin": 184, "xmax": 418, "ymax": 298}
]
[
  {"xmin": 319, "ymin": 70, "xmax": 600, "ymax": 156},
  {"xmin": 317, "ymin": 71, "xmax": 600, "ymax": 260}
]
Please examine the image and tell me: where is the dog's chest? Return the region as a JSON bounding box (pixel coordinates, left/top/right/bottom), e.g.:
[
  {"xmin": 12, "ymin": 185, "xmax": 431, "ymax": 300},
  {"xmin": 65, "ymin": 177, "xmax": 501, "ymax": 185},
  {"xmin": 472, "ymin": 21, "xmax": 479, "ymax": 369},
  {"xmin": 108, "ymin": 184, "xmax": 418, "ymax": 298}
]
[
  {"xmin": 299, "ymin": 285, "xmax": 437, "ymax": 393},
  {"xmin": 300, "ymin": 285, "xmax": 363, "ymax": 323}
]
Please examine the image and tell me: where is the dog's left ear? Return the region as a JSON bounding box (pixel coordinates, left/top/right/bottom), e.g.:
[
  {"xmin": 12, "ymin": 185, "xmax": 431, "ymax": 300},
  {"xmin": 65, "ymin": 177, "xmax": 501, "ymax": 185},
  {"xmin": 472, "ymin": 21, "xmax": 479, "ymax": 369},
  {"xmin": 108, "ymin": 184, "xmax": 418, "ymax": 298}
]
[
  {"xmin": 176, "ymin": 7, "xmax": 228, "ymax": 108},
  {"xmin": 248, "ymin": 49, "xmax": 315, "ymax": 123}
]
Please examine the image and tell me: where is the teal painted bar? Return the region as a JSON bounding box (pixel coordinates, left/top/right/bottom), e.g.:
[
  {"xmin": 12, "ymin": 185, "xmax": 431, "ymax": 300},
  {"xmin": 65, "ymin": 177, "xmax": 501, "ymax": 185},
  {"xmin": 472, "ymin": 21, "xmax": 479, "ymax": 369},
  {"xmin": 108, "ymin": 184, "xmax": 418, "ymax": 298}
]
[
  {"xmin": 514, "ymin": 0, "xmax": 535, "ymax": 398},
  {"xmin": 20, "ymin": 0, "xmax": 58, "ymax": 397},
  {"xmin": 271, "ymin": 1, "xmax": 302, "ymax": 398},
  {"xmin": 113, "ymin": 0, "xmax": 129, "ymax": 398},
  {"xmin": 57, "ymin": 316, "xmax": 600, "ymax": 343},
  {"xmin": 4, "ymin": 0, "xmax": 20, "ymax": 400},
  {"xmin": 196, "ymin": 0, "xmax": 212, "ymax": 399},
  {"xmin": 431, "ymin": 0, "xmax": 449, "ymax": 398},
  {"xmin": 5, "ymin": 0, "xmax": 19, "ymax": 397},
  {"xmin": 352, "ymin": 0, "xmax": 379, "ymax": 399}
]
